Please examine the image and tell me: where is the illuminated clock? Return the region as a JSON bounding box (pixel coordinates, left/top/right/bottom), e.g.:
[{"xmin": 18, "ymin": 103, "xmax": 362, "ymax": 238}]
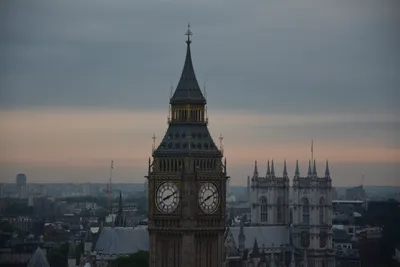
[
  {"xmin": 198, "ymin": 182, "xmax": 219, "ymax": 214},
  {"xmin": 156, "ymin": 182, "xmax": 180, "ymax": 213}
]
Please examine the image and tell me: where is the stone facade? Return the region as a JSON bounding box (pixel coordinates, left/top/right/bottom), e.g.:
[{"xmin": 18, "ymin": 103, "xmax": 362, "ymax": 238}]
[{"xmin": 225, "ymin": 160, "xmax": 335, "ymax": 267}]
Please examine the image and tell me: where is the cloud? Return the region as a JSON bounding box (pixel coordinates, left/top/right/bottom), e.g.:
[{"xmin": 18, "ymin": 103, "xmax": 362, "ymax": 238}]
[{"xmin": 1, "ymin": 0, "xmax": 399, "ymax": 115}]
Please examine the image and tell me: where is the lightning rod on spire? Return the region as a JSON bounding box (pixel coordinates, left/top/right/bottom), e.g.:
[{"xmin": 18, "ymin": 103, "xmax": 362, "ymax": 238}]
[{"xmin": 185, "ymin": 23, "xmax": 192, "ymax": 43}]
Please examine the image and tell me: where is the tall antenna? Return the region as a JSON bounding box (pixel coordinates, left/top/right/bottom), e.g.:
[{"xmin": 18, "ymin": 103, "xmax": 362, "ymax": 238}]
[{"xmin": 108, "ymin": 160, "xmax": 114, "ymax": 213}]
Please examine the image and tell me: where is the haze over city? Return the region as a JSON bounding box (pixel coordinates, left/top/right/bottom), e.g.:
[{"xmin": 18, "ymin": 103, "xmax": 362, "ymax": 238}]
[{"xmin": 1, "ymin": 0, "xmax": 399, "ymax": 186}]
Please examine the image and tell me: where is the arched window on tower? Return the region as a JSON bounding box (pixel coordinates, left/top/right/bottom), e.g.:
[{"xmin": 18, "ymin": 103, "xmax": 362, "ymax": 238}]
[
  {"xmin": 301, "ymin": 198, "xmax": 310, "ymax": 224},
  {"xmin": 319, "ymin": 197, "xmax": 325, "ymax": 224},
  {"xmin": 277, "ymin": 196, "xmax": 283, "ymax": 223},
  {"xmin": 260, "ymin": 197, "xmax": 268, "ymax": 223}
]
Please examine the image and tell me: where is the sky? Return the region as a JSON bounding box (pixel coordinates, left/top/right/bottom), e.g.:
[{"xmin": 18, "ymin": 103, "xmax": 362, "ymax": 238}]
[{"xmin": 0, "ymin": 0, "xmax": 399, "ymax": 186}]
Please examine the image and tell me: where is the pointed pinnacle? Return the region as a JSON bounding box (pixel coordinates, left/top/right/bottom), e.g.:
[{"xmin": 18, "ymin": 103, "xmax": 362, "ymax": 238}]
[
  {"xmin": 253, "ymin": 160, "xmax": 258, "ymax": 176},
  {"xmin": 283, "ymin": 160, "xmax": 288, "ymax": 176},
  {"xmin": 295, "ymin": 160, "xmax": 300, "ymax": 175},
  {"xmin": 307, "ymin": 160, "xmax": 312, "ymax": 176},
  {"xmin": 313, "ymin": 159, "xmax": 317, "ymax": 175},
  {"xmin": 266, "ymin": 160, "xmax": 270, "ymax": 176},
  {"xmin": 325, "ymin": 160, "xmax": 330, "ymax": 177},
  {"xmin": 271, "ymin": 160, "xmax": 275, "ymax": 176}
]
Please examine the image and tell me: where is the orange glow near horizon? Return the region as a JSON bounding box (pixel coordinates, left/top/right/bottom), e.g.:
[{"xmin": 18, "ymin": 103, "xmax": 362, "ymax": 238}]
[{"xmin": 0, "ymin": 108, "xmax": 399, "ymax": 185}]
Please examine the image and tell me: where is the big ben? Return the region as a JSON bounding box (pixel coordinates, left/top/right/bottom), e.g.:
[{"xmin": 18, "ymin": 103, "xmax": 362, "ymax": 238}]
[{"xmin": 146, "ymin": 25, "xmax": 228, "ymax": 267}]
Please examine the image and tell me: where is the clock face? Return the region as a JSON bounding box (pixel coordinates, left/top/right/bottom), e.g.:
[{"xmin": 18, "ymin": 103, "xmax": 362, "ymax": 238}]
[
  {"xmin": 156, "ymin": 182, "xmax": 180, "ymax": 213},
  {"xmin": 198, "ymin": 182, "xmax": 219, "ymax": 214}
]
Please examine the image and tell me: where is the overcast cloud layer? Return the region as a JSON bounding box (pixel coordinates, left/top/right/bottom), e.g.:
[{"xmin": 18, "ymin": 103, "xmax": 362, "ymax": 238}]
[{"xmin": 0, "ymin": 0, "xmax": 399, "ymax": 185}]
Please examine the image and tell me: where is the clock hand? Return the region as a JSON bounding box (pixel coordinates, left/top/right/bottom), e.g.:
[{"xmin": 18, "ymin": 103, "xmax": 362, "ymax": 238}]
[
  {"xmin": 163, "ymin": 191, "xmax": 177, "ymax": 201},
  {"xmin": 201, "ymin": 192, "xmax": 216, "ymax": 205}
]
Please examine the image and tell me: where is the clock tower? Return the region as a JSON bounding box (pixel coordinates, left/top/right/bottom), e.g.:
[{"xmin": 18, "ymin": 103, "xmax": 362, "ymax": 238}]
[{"xmin": 146, "ymin": 25, "xmax": 228, "ymax": 267}]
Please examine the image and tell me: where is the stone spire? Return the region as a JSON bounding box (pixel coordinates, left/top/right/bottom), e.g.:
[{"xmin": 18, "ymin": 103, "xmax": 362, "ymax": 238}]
[
  {"xmin": 271, "ymin": 160, "xmax": 275, "ymax": 176},
  {"xmin": 313, "ymin": 159, "xmax": 317, "ymax": 176},
  {"xmin": 325, "ymin": 160, "xmax": 330, "ymax": 178},
  {"xmin": 283, "ymin": 160, "xmax": 288, "ymax": 176},
  {"xmin": 295, "ymin": 160, "xmax": 300, "ymax": 176},
  {"xmin": 170, "ymin": 24, "xmax": 206, "ymax": 105},
  {"xmin": 252, "ymin": 161, "xmax": 259, "ymax": 180},
  {"xmin": 238, "ymin": 216, "xmax": 245, "ymax": 255},
  {"xmin": 266, "ymin": 160, "xmax": 271, "ymax": 176},
  {"xmin": 251, "ymin": 238, "xmax": 260, "ymax": 258},
  {"xmin": 307, "ymin": 160, "xmax": 312, "ymax": 177},
  {"xmin": 114, "ymin": 191, "xmax": 124, "ymax": 227}
]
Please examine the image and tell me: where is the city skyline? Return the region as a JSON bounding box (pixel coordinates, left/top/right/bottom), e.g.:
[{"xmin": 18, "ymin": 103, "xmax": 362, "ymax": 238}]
[{"xmin": 1, "ymin": 0, "xmax": 399, "ymax": 186}]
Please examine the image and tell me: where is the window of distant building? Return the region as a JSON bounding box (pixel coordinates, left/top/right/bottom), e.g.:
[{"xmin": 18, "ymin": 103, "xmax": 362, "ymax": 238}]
[
  {"xmin": 260, "ymin": 197, "xmax": 268, "ymax": 223},
  {"xmin": 277, "ymin": 196, "xmax": 284, "ymax": 223},
  {"xmin": 319, "ymin": 197, "xmax": 325, "ymax": 224},
  {"xmin": 302, "ymin": 198, "xmax": 310, "ymax": 224}
]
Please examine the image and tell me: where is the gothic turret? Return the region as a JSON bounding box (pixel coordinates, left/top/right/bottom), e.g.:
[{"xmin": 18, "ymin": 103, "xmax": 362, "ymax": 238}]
[
  {"xmin": 252, "ymin": 160, "xmax": 259, "ymax": 181},
  {"xmin": 325, "ymin": 160, "xmax": 330, "ymax": 178},
  {"xmin": 266, "ymin": 160, "xmax": 271, "ymax": 177},
  {"xmin": 312, "ymin": 160, "xmax": 317, "ymax": 176},
  {"xmin": 295, "ymin": 160, "xmax": 300, "ymax": 177},
  {"xmin": 271, "ymin": 160, "xmax": 275, "ymax": 177},
  {"xmin": 283, "ymin": 160, "xmax": 288, "ymax": 177},
  {"xmin": 307, "ymin": 160, "xmax": 312, "ymax": 177}
]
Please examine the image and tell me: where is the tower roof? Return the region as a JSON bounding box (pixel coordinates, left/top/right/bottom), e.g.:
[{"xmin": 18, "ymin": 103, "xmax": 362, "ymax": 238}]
[
  {"xmin": 170, "ymin": 24, "xmax": 206, "ymax": 105},
  {"xmin": 307, "ymin": 160, "xmax": 312, "ymax": 176},
  {"xmin": 153, "ymin": 26, "xmax": 221, "ymax": 157}
]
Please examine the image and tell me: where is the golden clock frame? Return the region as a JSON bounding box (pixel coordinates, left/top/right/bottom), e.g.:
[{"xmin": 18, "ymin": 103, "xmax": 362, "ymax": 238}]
[
  {"xmin": 154, "ymin": 180, "xmax": 181, "ymax": 214},
  {"xmin": 197, "ymin": 181, "xmax": 221, "ymax": 215}
]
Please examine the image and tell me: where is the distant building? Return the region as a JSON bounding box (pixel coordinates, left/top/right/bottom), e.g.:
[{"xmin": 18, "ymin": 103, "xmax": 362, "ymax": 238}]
[
  {"xmin": 234, "ymin": 159, "xmax": 335, "ymax": 266},
  {"xmin": 16, "ymin": 173, "xmax": 27, "ymax": 199},
  {"xmin": 346, "ymin": 185, "xmax": 366, "ymax": 201}
]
